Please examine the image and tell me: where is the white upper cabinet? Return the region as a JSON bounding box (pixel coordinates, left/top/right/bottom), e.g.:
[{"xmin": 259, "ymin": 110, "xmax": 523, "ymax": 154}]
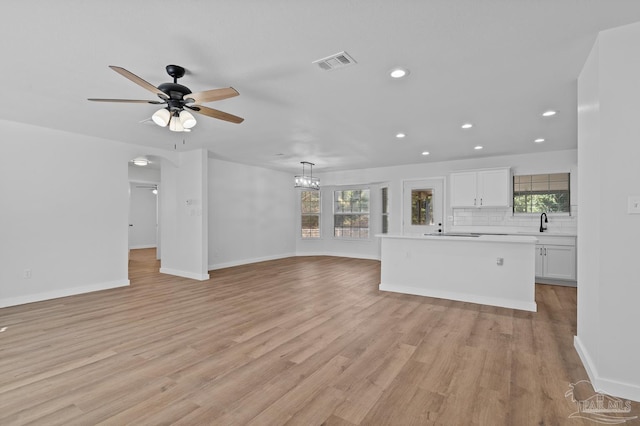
[
  {"xmin": 450, "ymin": 171, "xmax": 477, "ymax": 207},
  {"xmin": 450, "ymin": 168, "xmax": 511, "ymax": 208}
]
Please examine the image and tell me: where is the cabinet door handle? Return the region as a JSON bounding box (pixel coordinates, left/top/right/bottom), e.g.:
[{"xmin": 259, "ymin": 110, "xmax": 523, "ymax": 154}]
[
  {"xmin": 544, "ymin": 248, "xmax": 547, "ymax": 256},
  {"xmin": 480, "ymin": 198, "xmax": 483, "ymax": 206},
  {"xmin": 474, "ymin": 198, "xmax": 477, "ymax": 206}
]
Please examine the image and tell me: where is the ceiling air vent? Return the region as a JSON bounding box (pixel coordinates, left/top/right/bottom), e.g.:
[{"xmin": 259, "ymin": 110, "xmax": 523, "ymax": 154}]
[{"xmin": 312, "ymin": 51, "xmax": 357, "ymax": 71}]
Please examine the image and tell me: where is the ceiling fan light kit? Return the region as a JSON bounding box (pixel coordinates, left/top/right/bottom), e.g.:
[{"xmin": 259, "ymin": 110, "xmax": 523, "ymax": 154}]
[
  {"xmin": 88, "ymin": 64, "xmax": 244, "ymax": 132},
  {"xmin": 179, "ymin": 110, "xmax": 197, "ymax": 129},
  {"xmin": 169, "ymin": 114, "xmax": 185, "ymax": 132},
  {"xmin": 152, "ymin": 108, "xmax": 171, "ymax": 127}
]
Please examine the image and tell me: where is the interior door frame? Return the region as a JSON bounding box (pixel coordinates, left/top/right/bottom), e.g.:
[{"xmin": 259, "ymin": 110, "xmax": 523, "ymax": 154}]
[{"xmin": 401, "ymin": 177, "xmax": 446, "ymax": 235}]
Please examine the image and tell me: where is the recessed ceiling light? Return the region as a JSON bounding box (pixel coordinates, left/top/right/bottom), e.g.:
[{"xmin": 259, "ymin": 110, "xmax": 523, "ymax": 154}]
[
  {"xmin": 542, "ymin": 110, "xmax": 557, "ymax": 117},
  {"xmin": 534, "ymin": 138, "xmax": 545, "ymax": 143},
  {"xmin": 422, "ymin": 151, "xmax": 430, "ymax": 156},
  {"xmin": 396, "ymin": 133, "xmax": 406, "ymax": 138},
  {"xmin": 461, "ymin": 123, "xmax": 473, "ymax": 129},
  {"xmin": 474, "ymin": 145, "xmax": 483, "ymax": 150},
  {"xmin": 390, "ymin": 68, "xmax": 409, "ymax": 79}
]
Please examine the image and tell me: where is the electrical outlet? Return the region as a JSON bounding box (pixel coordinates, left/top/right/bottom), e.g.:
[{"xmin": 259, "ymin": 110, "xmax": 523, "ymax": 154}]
[
  {"xmin": 23, "ymin": 269, "xmax": 32, "ymax": 279},
  {"xmin": 496, "ymin": 258, "xmax": 504, "ymax": 266}
]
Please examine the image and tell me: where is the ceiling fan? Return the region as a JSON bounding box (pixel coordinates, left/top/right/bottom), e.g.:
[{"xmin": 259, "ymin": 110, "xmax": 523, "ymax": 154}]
[{"xmin": 88, "ymin": 65, "xmax": 244, "ymax": 132}]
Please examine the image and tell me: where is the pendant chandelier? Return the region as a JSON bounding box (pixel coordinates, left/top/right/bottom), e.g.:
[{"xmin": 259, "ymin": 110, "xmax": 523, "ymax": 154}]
[{"xmin": 294, "ymin": 161, "xmax": 320, "ymax": 190}]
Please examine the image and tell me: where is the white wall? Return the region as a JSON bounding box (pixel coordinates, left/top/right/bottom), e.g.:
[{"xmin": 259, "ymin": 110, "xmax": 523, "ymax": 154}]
[
  {"xmin": 208, "ymin": 158, "xmax": 296, "ymax": 269},
  {"xmin": 576, "ymin": 22, "xmax": 640, "ymax": 402},
  {"xmin": 128, "ymin": 164, "xmax": 160, "ymax": 183},
  {"xmin": 160, "ymin": 149, "xmax": 209, "ymax": 280},
  {"xmin": 0, "ymin": 120, "xmax": 131, "ymax": 307},
  {"xmin": 297, "ymin": 149, "xmax": 577, "ymax": 259}
]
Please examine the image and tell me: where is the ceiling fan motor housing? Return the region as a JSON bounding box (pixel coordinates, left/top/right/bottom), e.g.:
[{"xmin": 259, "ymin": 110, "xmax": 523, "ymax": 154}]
[
  {"xmin": 159, "ymin": 65, "xmax": 191, "ymax": 109},
  {"xmin": 158, "ymin": 82, "xmax": 193, "ymax": 111}
]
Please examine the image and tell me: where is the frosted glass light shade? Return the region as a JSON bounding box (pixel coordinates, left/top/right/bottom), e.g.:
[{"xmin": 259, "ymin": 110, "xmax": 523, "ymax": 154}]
[
  {"xmin": 152, "ymin": 108, "xmax": 171, "ymax": 127},
  {"xmin": 169, "ymin": 116, "xmax": 184, "ymax": 132},
  {"xmin": 179, "ymin": 110, "xmax": 197, "ymax": 129}
]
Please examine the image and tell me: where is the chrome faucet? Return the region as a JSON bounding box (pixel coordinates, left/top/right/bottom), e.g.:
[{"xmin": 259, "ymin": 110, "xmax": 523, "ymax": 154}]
[{"xmin": 540, "ymin": 212, "xmax": 548, "ymax": 232}]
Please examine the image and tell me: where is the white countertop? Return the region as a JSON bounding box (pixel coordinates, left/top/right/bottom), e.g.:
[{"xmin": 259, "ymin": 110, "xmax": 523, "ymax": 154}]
[
  {"xmin": 447, "ymin": 226, "xmax": 576, "ymax": 237},
  {"xmin": 377, "ymin": 233, "xmax": 538, "ymax": 244}
]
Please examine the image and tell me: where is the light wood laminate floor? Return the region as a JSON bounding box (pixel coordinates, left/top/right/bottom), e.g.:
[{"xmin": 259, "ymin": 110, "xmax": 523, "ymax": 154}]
[{"xmin": 1, "ymin": 249, "xmax": 637, "ymax": 425}]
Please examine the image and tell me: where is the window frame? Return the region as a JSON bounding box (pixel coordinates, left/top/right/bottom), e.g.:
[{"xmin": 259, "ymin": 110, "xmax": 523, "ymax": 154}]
[
  {"xmin": 512, "ymin": 172, "xmax": 571, "ymax": 215},
  {"xmin": 381, "ymin": 186, "xmax": 389, "ymax": 234},
  {"xmin": 300, "ymin": 190, "xmax": 321, "ymax": 239},
  {"xmin": 333, "ymin": 187, "xmax": 371, "ymax": 240}
]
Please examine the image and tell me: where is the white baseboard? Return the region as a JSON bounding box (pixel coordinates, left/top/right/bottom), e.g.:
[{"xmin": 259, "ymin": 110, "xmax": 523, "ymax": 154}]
[
  {"xmin": 0, "ymin": 279, "xmax": 130, "ymax": 308},
  {"xmin": 208, "ymin": 252, "xmax": 379, "ymax": 271},
  {"xmin": 209, "ymin": 252, "xmax": 296, "ymax": 271},
  {"xmin": 159, "ymin": 268, "xmax": 209, "ymax": 281},
  {"xmin": 574, "ymin": 336, "xmax": 640, "ymax": 402},
  {"xmin": 379, "ymin": 283, "xmax": 537, "ymax": 312},
  {"xmin": 573, "ymin": 336, "xmax": 598, "ymax": 384},
  {"xmin": 296, "ymin": 252, "xmax": 381, "ymax": 261}
]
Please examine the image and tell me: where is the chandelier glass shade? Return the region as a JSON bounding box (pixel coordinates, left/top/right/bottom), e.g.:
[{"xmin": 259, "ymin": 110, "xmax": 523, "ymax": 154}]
[{"xmin": 294, "ymin": 161, "xmax": 320, "ymax": 190}]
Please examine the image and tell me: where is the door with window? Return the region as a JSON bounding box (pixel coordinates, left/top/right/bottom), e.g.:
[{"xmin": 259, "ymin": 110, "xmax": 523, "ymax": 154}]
[{"xmin": 403, "ymin": 178, "xmax": 444, "ymax": 235}]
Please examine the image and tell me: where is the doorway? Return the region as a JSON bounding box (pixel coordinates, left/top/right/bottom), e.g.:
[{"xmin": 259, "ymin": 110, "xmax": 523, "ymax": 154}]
[
  {"xmin": 402, "ymin": 178, "xmax": 444, "ymax": 235},
  {"xmin": 128, "ymin": 182, "xmax": 159, "ymax": 251}
]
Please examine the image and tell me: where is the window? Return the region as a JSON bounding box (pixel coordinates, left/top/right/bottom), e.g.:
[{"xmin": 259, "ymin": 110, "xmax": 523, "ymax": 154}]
[
  {"xmin": 381, "ymin": 187, "xmax": 389, "ymax": 234},
  {"xmin": 411, "ymin": 189, "xmax": 433, "ymax": 225},
  {"xmin": 513, "ymin": 173, "xmax": 570, "ymax": 213},
  {"xmin": 301, "ymin": 191, "xmax": 320, "ymax": 238},
  {"xmin": 334, "ymin": 189, "xmax": 370, "ymax": 238}
]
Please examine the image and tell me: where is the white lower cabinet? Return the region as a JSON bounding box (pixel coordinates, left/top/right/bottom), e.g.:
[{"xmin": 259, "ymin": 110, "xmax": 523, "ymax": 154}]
[{"xmin": 534, "ymin": 235, "xmax": 577, "ymax": 284}]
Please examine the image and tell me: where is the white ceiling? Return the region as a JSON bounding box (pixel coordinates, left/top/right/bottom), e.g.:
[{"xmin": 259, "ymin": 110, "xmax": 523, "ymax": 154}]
[{"xmin": 5, "ymin": 1, "xmax": 640, "ymax": 173}]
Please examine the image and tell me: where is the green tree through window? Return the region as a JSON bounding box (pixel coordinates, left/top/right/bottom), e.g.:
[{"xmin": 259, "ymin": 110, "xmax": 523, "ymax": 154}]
[
  {"xmin": 301, "ymin": 191, "xmax": 320, "ymax": 238},
  {"xmin": 513, "ymin": 173, "xmax": 570, "ymax": 213},
  {"xmin": 334, "ymin": 189, "xmax": 370, "ymax": 238}
]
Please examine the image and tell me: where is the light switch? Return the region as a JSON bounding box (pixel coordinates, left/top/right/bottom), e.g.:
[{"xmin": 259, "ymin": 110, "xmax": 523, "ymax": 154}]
[{"xmin": 628, "ymin": 196, "xmax": 640, "ymax": 214}]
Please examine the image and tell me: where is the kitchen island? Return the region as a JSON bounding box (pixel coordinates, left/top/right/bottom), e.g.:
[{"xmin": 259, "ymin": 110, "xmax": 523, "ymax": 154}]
[{"xmin": 378, "ymin": 233, "xmax": 538, "ymax": 311}]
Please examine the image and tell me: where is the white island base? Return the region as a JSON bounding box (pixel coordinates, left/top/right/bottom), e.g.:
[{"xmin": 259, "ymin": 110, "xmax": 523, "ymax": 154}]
[{"xmin": 379, "ymin": 234, "xmax": 538, "ymax": 312}]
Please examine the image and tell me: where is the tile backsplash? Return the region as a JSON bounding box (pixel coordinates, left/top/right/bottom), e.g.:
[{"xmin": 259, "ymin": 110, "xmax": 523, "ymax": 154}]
[{"xmin": 450, "ymin": 205, "xmax": 578, "ymax": 234}]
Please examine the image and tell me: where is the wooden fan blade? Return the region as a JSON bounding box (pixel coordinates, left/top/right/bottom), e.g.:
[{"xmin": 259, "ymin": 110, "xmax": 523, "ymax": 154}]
[
  {"xmin": 88, "ymin": 98, "xmax": 165, "ymax": 104},
  {"xmin": 190, "ymin": 105, "xmax": 244, "ymax": 123},
  {"xmin": 109, "ymin": 66, "xmax": 167, "ymax": 99},
  {"xmin": 186, "ymin": 87, "xmax": 239, "ymax": 104}
]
